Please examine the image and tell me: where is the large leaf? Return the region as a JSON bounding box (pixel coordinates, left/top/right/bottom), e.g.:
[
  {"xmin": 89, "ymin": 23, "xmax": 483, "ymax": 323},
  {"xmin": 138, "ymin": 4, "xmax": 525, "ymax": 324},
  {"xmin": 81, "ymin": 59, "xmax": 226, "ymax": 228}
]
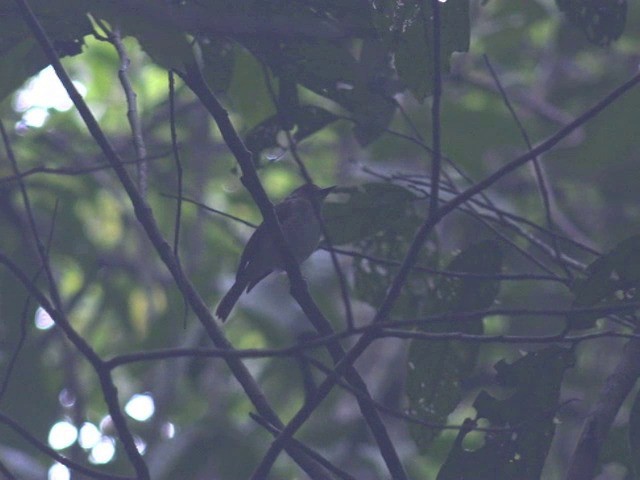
[
  {"xmin": 438, "ymin": 346, "xmax": 575, "ymax": 480},
  {"xmin": 406, "ymin": 241, "xmax": 503, "ymax": 451},
  {"xmin": 556, "ymin": 0, "xmax": 627, "ymax": 46},
  {"xmin": 352, "ymin": 221, "xmax": 426, "ymax": 311},
  {"xmin": 322, "ymin": 182, "xmax": 416, "ymax": 246},
  {"xmin": 242, "ymin": 36, "xmax": 397, "ymax": 146},
  {"xmin": 199, "ymin": 37, "xmax": 236, "ymax": 94},
  {"xmin": 568, "ymin": 234, "xmax": 640, "ymax": 329},
  {"xmin": 373, "ymin": 0, "xmax": 470, "ymax": 102},
  {"xmin": 89, "ymin": 0, "xmax": 195, "ymax": 72}
]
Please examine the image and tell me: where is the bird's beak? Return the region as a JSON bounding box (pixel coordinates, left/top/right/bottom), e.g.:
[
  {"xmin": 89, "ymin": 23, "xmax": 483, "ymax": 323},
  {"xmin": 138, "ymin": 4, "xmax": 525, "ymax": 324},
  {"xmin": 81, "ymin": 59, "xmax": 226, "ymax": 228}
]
[{"xmin": 320, "ymin": 186, "xmax": 336, "ymax": 198}]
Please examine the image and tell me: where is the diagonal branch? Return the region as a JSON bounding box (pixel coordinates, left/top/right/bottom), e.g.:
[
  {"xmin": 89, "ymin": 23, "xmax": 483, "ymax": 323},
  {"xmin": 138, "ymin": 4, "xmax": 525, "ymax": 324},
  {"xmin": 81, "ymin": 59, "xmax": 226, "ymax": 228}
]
[
  {"xmin": 95, "ymin": 19, "xmax": 149, "ymax": 196},
  {"xmin": 566, "ymin": 333, "xmax": 640, "ymax": 480},
  {"xmin": 483, "ymin": 55, "xmax": 572, "ymax": 280}
]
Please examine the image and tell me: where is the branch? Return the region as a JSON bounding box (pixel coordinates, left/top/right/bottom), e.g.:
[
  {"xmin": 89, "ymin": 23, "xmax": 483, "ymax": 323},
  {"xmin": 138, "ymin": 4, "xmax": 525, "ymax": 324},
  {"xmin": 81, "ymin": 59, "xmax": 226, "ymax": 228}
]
[
  {"xmin": 375, "ymin": 67, "xmax": 640, "ymax": 327},
  {"xmin": 565, "ymin": 333, "xmax": 640, "ymax": 479},
  {"xmin": 0, "ymin": 154, "xmax": 166, "ymax": 186},
  {"xmin": 168, "ymin": 71, "xmax": 184, "ymax": 257},
  {"xmin": 103, "ymin": 301, "xmax": 640, "ymax": 368},
  {"xmin": 422, "ymin": 0, "xmax": 443, "ymax": 220},
  {"xmin": 250, "ymin": 413, "xmax": 358, "ymax": 480},
  {"xmin": 0, "ymin": 201, "xmax": 61, "ymax": 429},
  {"xmin": 96, "ymin": 20, "xmax": 148, "ymax": 195}
]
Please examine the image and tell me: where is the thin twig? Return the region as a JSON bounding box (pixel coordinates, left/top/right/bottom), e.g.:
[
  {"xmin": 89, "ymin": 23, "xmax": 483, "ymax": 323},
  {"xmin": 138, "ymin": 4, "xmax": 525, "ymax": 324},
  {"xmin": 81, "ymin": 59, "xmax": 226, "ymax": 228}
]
[
  {"xmin": 165, "ymin": 191, "xmax": 568, "ymax": 283},
  {"xmin": 365, "ymin": 167, "xmax": 597, "ymax": 267},
  {"xmin": 287, "ymin": 131, "xmax": 355, "ymax": 329},
  {"xmin": 423, "ymin": 0, "xmax": 443, "ymax": 220},
  {"xmin": 169, "ymin": 71, "xmax": 184, "ymax": 257},
  {"xmin": 483, "ymin": 55, "xmax": 572, "ymax": 280},
  {"xmin": 0, "ymin": 199, "xmax": 58, "ymax": 401},
  {"xmin": 168, "ymin": 70, "xmax": 189, "ymax": 328},
  {"xmin": 97, "ymin": 20, "xmax": 148, "ymax": 196},
  {"xmin": 161, "ymin": 192, "xmax": 258, "ymax": 228},
  {"xmin": 1, "ymin": 118, "xmax": 63, "ymax": 310},
  {"xmin": 303, "ymin": 355, "xmax": 510, "ymax": 433},
  {"xmin": 104, "ymin": 315, "xmax": 640, "ymax": 368},
  {"xmin": 0, "ymin": 154, "xmax": 167, "ymax": 186}
]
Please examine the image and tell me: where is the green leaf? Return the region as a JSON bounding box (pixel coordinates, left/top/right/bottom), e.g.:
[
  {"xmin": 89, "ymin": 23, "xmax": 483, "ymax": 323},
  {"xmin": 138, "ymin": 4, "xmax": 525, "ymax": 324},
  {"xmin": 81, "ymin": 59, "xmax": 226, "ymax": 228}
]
[
  {"xmin": 438, "ymin": 346, "xmax": 574, "ymax": 480},
  {"xmin": 276, "ymin": 69, "xmax": 299, "ymax": 131},
  {"xmin": 556, "ymin": 0, "xmax": 627, "ymax": 46},
  {"xmin": 406, "ymin": 241, "xmax": 503, "ymax": 451},
  {"xmin": 568, "ymin": 234, "xmax": 640, "ymax": 329},
  {"xmin": 199, "ymin": 38, "xmax": 236, "ymax": 93},
  {"xmin": 374, "ymin": 0, "xmax": 470, "ymax": 102},
  {"xmin": 322, "ymin": 183, "xmax": 416, "ymax": 246},
  {"xmin": 226, "ymin": 48, "xmax": 276, "ymax": 129}
]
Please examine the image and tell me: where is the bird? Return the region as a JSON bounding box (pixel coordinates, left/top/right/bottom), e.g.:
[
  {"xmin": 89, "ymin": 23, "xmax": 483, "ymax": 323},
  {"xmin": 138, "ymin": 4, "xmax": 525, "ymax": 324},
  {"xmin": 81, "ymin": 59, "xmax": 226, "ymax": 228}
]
[{"xmin": 215, "ymin": 183, "xmax": 335, "ymax": 321}]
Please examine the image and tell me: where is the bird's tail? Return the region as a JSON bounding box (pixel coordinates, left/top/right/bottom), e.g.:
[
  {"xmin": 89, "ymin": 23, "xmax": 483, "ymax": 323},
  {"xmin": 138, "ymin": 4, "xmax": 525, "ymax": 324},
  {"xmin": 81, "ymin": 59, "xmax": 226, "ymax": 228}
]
[{"xmin": 215, "ymin": 280, "xmax": 246, "ymax": 322}]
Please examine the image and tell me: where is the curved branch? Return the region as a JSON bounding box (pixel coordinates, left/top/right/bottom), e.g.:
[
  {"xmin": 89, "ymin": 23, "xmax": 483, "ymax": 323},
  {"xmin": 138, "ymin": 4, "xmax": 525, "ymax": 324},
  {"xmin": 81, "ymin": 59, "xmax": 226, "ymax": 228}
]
[{"xmin": 566, "ymin": 335, "xmax": 640, "ymax": 480}]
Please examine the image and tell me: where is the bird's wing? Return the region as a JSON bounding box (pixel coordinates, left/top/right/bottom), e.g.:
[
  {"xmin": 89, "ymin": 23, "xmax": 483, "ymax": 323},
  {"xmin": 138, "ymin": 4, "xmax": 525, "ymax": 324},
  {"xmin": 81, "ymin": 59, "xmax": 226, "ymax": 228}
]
[
  {"xmin": 237, "ymin": 225, "xmax": 266, "ymax": 275},
  {"xmin": 237, "ymin": 201, "xmax": 295, "ymax": 277}
]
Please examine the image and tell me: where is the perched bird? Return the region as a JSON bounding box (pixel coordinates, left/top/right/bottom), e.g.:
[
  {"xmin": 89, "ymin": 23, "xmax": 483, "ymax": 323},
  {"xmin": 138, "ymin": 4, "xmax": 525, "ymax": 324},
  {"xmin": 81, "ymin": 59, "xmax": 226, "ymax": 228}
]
[{"xmin": 215, "ymin": 183, "xmax": 335, "ymax": 321}]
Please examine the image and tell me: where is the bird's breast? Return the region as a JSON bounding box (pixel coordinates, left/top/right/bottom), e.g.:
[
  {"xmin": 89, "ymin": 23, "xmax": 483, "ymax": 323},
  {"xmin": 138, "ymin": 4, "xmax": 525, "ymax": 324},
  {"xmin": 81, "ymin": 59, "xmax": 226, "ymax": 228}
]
[{"xmin": 284, "ymin": 215, "xmax": 322, "ymax": 262}]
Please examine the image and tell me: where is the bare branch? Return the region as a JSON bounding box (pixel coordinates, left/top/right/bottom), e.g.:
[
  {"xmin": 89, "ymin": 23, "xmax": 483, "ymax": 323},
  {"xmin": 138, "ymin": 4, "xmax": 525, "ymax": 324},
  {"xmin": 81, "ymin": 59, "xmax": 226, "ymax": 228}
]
[{"xmin": 566, "ymin": 333, "xmax": 640, "ymax": 480}]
